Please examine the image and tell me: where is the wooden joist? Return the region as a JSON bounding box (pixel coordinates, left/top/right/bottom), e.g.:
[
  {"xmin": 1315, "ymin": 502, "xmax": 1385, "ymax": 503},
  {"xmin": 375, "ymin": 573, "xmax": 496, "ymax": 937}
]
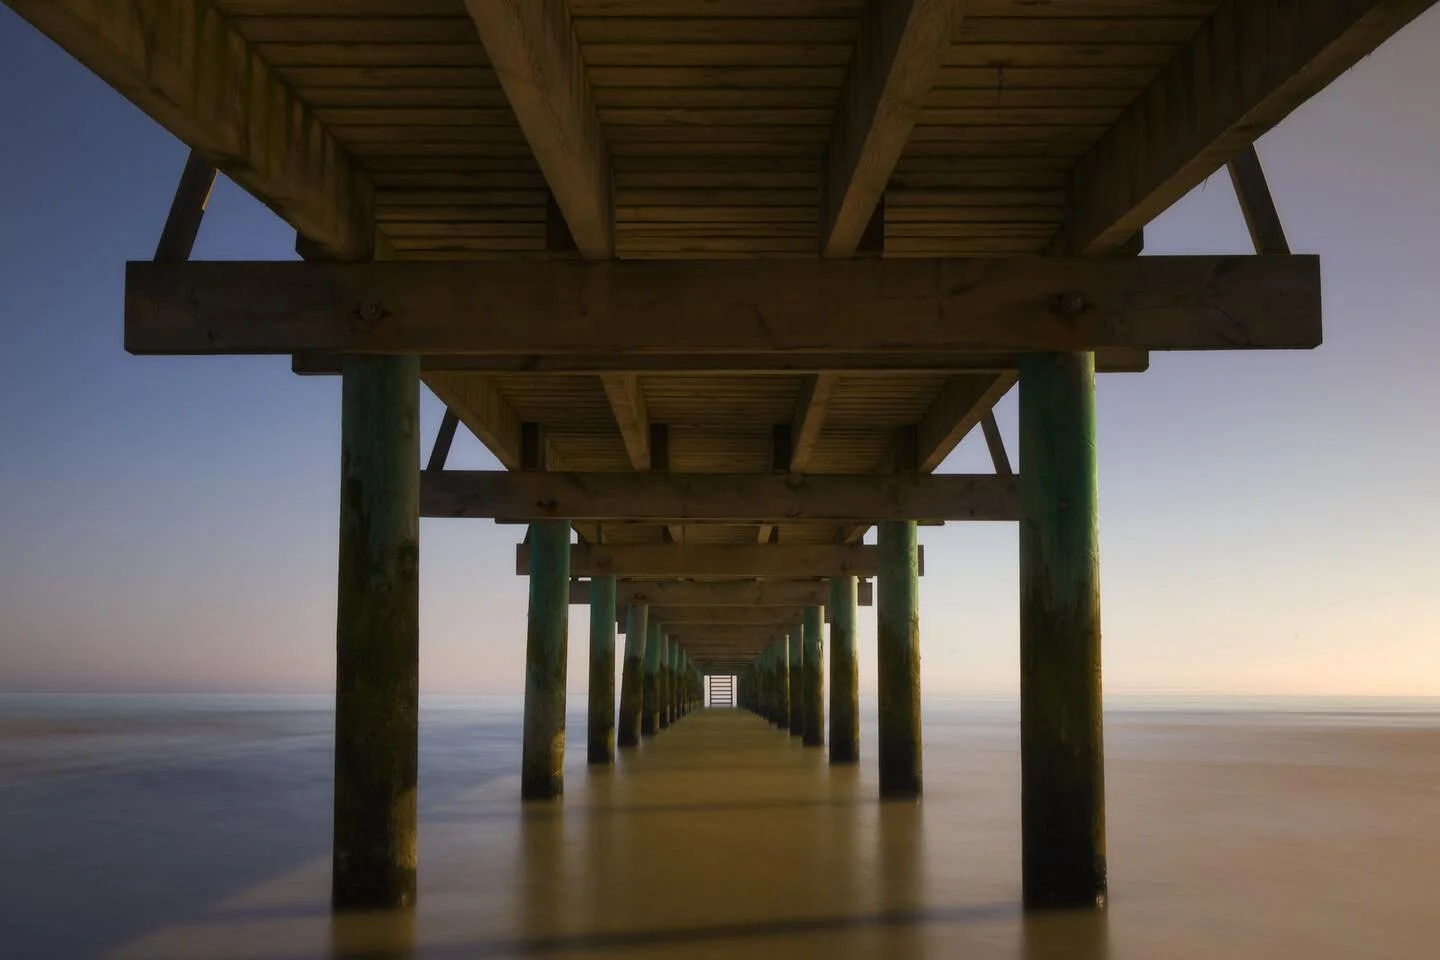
[
  {"xmin": 629, "ymin": 607, "xmax": 811, "ymax": 628},
  {"xmin": 824, "ymin": 0, "xmax": 967, "ymax": 256},
  {"xmin": 128, "ymin": 256, "xmax": 1322, "ymax": 356},
  {"xmin": 6, "ymin": 0, "xmax": 373, "ymax": 260},
  {"xmin": 1058, "ymin": 0, "xmax": 1437, "ymax": 256},
  {"xmin": 423, "ymin": 470, "xmax": 1018, "ymax": 522},
  {"xmin": 790, "ymin": 375, "xmax": 839, "ymax": 473},
  {"xmin": 569, "ymin": 579, "xmax": 874, "ymax": 607},
  {"xmin": 599, "ymin": 374, "xmax": 650, "ymax": 469},
  {"xmin": 914, "ymin": 373, "xmax": 1016, "ymax": 473},
  {"xmin": 292, "ymin": 348, "xmax": 1152, "ymax": 376},
  {"xmin": 463, "ymin": 0, "xmax": 613, "ymax": 258},
  {"xmin": 515, "ymin": 543, "xmax": 919, "ymax": 578},
  {"xmin": 422, "ymin": 373, "xmax": 524, "ymax": 470}
]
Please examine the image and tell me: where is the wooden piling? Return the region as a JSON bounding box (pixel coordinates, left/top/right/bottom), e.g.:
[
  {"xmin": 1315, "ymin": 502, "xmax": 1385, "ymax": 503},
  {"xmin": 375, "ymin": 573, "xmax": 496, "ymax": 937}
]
[
  {"xmin": 1018, "ymin": 351, "xmax": 1107, "ymax": 909},
  {"xmin": 774, "ymin": 642, "xmax": 790, "ymax": 728},
  {"xmin": 802, "ymin": 605, "xmax": 825, "ymax": 747},
  {"xmin": 787, "ymin": 623, "xmax": 804, "ymax": 736},
  {"xmin": 618, "ymin": 605, "xmax": 648, "ymax": 747},
  {"xmin": 332, "ymin": 355, "xmax": 420, "ymax": 911},
  {"xmin": 877, "ymin": 520, "xmax": 922, "ymax": 799},
  {"xmin": 642, "ymin": 621, "xmax": 662, "ymax": 736},
  {"xmin": 587, "ymin": 575, "xmax": 617, "ymax": 765},
  {"xmin": 522, "ymin": 519, "xmax": 570, "ymax": 800},
  {"xmin": 659, "ymin": 635, "xmax": 671, "ymax": 729},
  {"xmin": 829, "ymin": 575, "xmax": 860, "ymax": 764}
]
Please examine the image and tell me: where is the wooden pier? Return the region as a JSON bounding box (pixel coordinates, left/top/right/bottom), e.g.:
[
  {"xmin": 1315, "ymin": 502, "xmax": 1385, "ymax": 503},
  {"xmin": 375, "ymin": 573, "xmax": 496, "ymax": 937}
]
[{"xmin": 5, "ymin": 0, "xmax": 1433, "ymax": 920}]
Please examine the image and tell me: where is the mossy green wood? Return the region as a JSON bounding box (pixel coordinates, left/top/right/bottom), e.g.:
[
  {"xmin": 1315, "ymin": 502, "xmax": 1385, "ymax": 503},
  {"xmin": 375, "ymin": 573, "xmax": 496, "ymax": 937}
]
[
  {"xmin": 802, "ymin": 605, "xmax": 825, "ymax": 747},
  {"xmin": 522, "ymin": 520, "xmax": 570, "ymax": 801},
  {"xmin": 333, "ymin": 355, "xmax": 420, "ymax": 911},
  {"xmin": 829, "ymin": 576, "xmax": 860, "ymax": 764},
  {"xmin": 658, "ymin": 636, "xmax": 671, "ymax": 729},
  {"xmin": 1018, "ymin": 351, "xmax": 1107, "ymax": 910},
  {"xmin": 878, "ymin": 521, "xmax": 922, "ymax": 798},
  {"xmin": 642, "ymin": 621, "xmax": 662, "ymax": 736},
  {"xmin": 587, "ymin": 576, "xmax": 617, "ymax": 765},
  {"xmin": 787, "ymin": 625, "xmax": 804, "ymax": 735},
  {"xmin": 618, "ymin": 605, "xmax": 648, "ymax": 747}
]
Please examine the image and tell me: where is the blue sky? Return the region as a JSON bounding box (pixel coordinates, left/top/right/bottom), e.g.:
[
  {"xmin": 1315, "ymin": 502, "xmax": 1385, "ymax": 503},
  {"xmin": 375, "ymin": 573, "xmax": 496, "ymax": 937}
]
[{"xmin": 1, "ymin": 7, "xmax": 1436, "ymax": 696}]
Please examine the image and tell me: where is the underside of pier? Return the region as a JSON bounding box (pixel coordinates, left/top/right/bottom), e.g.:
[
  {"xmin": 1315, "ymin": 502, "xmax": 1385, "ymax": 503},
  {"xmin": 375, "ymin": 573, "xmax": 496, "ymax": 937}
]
[{"xmin": 7, "ymin": 0, "xmax": 1433, "ymax": 920}]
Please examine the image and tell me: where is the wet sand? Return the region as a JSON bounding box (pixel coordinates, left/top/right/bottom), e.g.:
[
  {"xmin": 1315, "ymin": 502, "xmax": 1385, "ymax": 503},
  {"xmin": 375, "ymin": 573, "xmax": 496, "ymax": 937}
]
[{"xmin": 52, "ymin": 706, "xmax": 1439, "ymax": 960}]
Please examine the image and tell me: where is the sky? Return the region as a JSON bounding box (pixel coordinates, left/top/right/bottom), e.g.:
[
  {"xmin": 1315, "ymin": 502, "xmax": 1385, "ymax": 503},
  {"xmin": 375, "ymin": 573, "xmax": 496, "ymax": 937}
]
[{"xmin": 0, "ymin": 7, "xmax": 1437, "ymax": 698}]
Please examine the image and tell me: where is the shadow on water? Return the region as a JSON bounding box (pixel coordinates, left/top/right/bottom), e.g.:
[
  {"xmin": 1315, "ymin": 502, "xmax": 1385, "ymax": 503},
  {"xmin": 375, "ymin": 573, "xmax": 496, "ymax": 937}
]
[{"xmin": 1021, "ymin": 908, "xmax": 1109, "ymax": 960}]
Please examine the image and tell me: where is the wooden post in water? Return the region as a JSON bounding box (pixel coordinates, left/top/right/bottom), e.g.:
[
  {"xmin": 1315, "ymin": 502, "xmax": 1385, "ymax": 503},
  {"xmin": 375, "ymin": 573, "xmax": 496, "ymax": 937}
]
[
  {"xmin": 829, "ymin": 575, "xmax": 860, "ymax": 764},
  {"xmin": 587, "ymin": 576, "xmax": 617, "ymax": 765},
  {"xmin": 522, "ymin": 519, "xmax": 570, "ymax": 800},
  {"xmin": 774, "ymin": 641, "xmax": 790, "ymax": 728},
  {"xmin": 333, "ymin": 355, "xmax": 420, "ymax": 910},
  {"xmin": 802, "ymin": 605, "xmax": 825, "ymax": 747},
  {"xmin": 787, "ymin": 623, "xmax": 804, "ymax": 736},
  {"xmin": 878, "ymin": 520, "xmax": 922, "ymax": 798},
  {"xmin": 642, "ymin": 621, "xmax": 662, "ymax": 736},
  {"xmin": 659, "ymin": 635, "xmax": 672, "ymax": 729},
  {"xmin": 1018, "ymin": 351, "xmax": 1106, "ymax": 909},
  {"xmin": 618, "ymin": 605, "xmax": 648, "ymax": 747}
]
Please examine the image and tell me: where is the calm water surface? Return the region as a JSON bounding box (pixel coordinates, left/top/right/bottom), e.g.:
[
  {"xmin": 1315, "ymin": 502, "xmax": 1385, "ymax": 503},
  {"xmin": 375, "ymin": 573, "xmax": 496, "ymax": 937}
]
[{"xmin": 1, "ymin": 694, "xmax": 1437, "ymax": 959}]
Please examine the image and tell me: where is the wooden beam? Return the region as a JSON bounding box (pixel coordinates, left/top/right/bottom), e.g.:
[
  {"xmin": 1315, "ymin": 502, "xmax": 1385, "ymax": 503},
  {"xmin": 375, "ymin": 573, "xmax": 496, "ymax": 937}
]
[
  {"xmin": 790, "ymin": 374, "xmax": 839, "ymax": 474},
  {"xmin": 980, "ymin": 412, "xmax": 1013, "ymax": 478},
  {"xmin": 1058, "ymin": 0, "xmax": 1437, "ymax": 256},
  {"xmin": 424, "ymin": 471, "xmax": 1019, "ymax": 522},
  {"xmin": 636, "ymin": 607, "xmax": 810, "ymax": 628},
  {"xmin": 128, "ymin": 256, "xmax": 1323, "ymax": 356},
  {"xmin": 154, "ymin": 150, "xmax": 216, "ymax": 264},
  {"xmin": 1227, "ymin": 146, "xmax": 1291, "ymax": 257},
  {"xmin": 600, "ymin": 374, "xmax": 649, "ymax": 470},
  {"xmin": 915, "ymin": 374, "xmax": 1018, "ymax": 473},
  {"xmin": 571, "ymin": 579, "xmax": 874, "ymax": 608},
  {"xmin": 464, "ymin": 0, "xmax": 612, "ymax": 258},
  {"xmin": 422, "ymin": 374, "xmax": 523, "ymax": 470},
  {"xmin": 516, "ymin": 544, "xmax": 919, "ymax": 578},
  {"xmin": 425, "ymin": 409, "xmax": 460, "ymax": 473},
  {"xmin": 7, "ymin": 0, "xmax": 373, "ymax": 260},
  {"xmin": 824, "ymin": 0, "xmax": 967, "ymax": 256},
  {"xmin": 293, "ymin": 348, "xmax": 1151, "ymax": 376}
]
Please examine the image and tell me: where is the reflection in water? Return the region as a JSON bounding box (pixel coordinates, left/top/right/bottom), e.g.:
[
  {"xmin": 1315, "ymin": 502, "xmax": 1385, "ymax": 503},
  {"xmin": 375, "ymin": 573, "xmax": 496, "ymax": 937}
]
[
  {"xmin": 1022, "ymin": 908, "xmax": 1109, "ymax": 960},
  {"xmin": 328, "ymin": 909, "xmax": 415, "ymax": 960}
]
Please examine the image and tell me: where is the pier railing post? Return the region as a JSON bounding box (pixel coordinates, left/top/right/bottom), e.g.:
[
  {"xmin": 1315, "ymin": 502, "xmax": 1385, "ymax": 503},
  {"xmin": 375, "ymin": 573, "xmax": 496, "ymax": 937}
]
[
  {"xmin": 618, "ymin": 605, "xmax": 648, "ymax": 747},
  {"xmin": 878, "ymin": 520, "xmax": 922, "ymax": 798},
  {"xmin": 333, "ymin": 355, "xmax": 420, "ymax": 910},
  {"xmin": 829, "ymin": 575, "xmax": 860, "ymax": 763},
  {"xmin": 1019, "ymin": 351, "xmax": 1106, "ymax": 909},
  {"xmin": 803, "ymin": 605, "xmax": 825, "ymax": 747},
  {"xmin": 642, "ymin": 621, "xmax": 661, "ymax": 736},
  {"xmin": 787, "ymin": 623, "xmax": 804, "ymax": 736},
  {"xmin": 522, "ymin": 519, "xmax": 570, "ymax": 800},
  {"xmin": 588, "ymin": 576, "xmax": 617, "ymax": 765}
]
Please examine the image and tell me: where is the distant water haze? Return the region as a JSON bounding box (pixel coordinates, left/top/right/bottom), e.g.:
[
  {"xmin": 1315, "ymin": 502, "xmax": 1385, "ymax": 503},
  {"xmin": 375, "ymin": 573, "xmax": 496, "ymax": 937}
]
[{"xmin": 2, "ymin": 695, "xmax": 1438, "ymax": 958}]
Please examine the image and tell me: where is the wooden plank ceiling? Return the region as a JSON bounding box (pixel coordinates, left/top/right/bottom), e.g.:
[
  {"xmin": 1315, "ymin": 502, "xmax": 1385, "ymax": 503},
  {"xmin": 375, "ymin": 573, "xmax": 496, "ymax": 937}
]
[{"xmin": 20, "ymin": 0, "xmax": 1435, "ymax": 663}]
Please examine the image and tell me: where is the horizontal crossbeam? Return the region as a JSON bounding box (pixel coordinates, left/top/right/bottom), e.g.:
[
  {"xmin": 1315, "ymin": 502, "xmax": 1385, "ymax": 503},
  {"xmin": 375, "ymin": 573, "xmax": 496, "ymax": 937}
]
[
  {"xmin": 293, "ymin": 348, "xmax": 1150, "ymax": 376},
  {"xmin": 423, "ymin": 471, "xmax": 1018, "ymax": 522},
  {"xmin": 624, "ymin": 606, "xmax": 814, "ymax": 629},
  {"xmin": 568, "ymin": 579, "xmax": 873, "ymax": 607},
  {"xmin": 126, "ymin": 256, "xmax": 1321, "ymax": 356},
  {"xmin": 517, "ymin": 544, "xmax": 920, "ymax": 579}
]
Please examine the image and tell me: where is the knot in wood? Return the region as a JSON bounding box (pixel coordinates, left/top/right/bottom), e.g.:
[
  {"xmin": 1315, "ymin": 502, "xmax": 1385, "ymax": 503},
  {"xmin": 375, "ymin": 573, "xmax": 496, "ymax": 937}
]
[{"xmin": 1053, "ymin": 292, "xmax": 1088, "ymax": 318}]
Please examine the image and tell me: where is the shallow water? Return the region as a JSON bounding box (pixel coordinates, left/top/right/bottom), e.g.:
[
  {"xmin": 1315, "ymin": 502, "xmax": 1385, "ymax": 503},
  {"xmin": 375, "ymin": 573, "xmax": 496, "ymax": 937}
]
[{"xmin": 1, "ymin": 694, "xmax": 1437, "ymax": 959}]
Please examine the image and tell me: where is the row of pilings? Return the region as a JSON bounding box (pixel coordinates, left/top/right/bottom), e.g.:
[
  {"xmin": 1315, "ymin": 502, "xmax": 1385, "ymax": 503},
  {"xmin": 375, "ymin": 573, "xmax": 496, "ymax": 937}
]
[{"xmin": 329, "ymin": 352, "xmax": 1106, "ymax": 916}]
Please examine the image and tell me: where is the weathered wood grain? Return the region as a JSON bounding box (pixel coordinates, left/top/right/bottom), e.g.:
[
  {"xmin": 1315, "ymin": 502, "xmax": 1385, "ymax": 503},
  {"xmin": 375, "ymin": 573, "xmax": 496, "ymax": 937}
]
[
  {"xmin": 463, "ymin": 0, "xmax": 613, "ymax": 258},
  {"xmin": 571, "ymin": 578, "xmax": 875, "ymax": 607},
  {"xmin": 129, "ymin": 256, "xmax": 1322, "ymax": 355},
  {"xmin": 516, "ymin": 543, "xmax": 919, "ymax": 578},
  {"xmin": 7, "ymin": 0, "xmax": 373, "ymax": 259},
  {"xmin": 824, "ymin": 0, "xmax": 966, "ymax": 256},
  {"xmin": 423, "ymin": 470, "xmax": 1019, "ymax": 522}
]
